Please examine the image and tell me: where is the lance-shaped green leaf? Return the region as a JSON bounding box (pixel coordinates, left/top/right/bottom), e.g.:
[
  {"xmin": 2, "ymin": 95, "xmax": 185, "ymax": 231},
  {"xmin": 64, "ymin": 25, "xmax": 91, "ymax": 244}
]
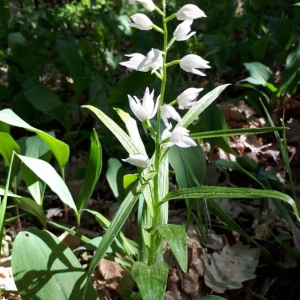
[
  {"xmin": 156, "ymin": 224, "xmax": 187, "ymax": 272},
  {"xmin": 0, "ymin": 132, "xmax": 20, "ymax": 165},
  {"xmin": 16, "ymin": 154, "xmax": 77, "ymax": 213},
  {"xmin": 85, "ymin": 171, "xmax": 157, "ymax": 294},
  {"xmin": 82, "ymin": 105, "xmax": 139, "ymax": 155},
  {"xmin": 0, "ymin": 109, "xmax": 69, "ymax": 170},
  {"xmin": 181, "ymin": 84, "xmax": 230, "ymax": 129},
  {"xmin": 76, "ymin": 129, "xmax": 102, "ymax": 214},
  {"xmin": 189, "ymin": 127, "xmax": 288, "ymax": 139},
  {"xmin": 131, "ymin": 261, "xmax": 169, "ymax": 300},
  {"xmin": 160, "ymin": 186, "xmax": 299, "ymax": 220},
  {"xmin": 13, "ymin": 196, "xmax": 47, "ymax": 228},
  {"xmin": 11, "ymin": 228, "xmax": 99, "ymax": 300}
]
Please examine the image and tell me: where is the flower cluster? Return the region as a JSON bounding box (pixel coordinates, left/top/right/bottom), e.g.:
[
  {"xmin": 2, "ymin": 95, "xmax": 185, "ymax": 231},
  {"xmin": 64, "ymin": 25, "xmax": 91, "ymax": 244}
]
[{"xmin": 121, "ymin": 1, "xmax": 209, "ymax": 167}]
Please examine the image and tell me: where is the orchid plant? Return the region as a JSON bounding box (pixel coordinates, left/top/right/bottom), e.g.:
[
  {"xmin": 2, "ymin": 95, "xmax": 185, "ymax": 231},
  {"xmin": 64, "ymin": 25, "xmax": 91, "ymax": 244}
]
[
  {"xmin": 3, "ymin": 1, "xmax": 298, "ymax": 299},
  {"xmin": 79, "ymin": 1, "xmax": 298, "ymax": 299}
]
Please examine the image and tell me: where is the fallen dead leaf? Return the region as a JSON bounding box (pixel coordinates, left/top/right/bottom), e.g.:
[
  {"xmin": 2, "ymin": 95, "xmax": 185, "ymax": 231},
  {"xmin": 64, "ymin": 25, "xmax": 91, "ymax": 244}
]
[{"xmin": 204, "ymin": 242, "xmax": 260, "ymax": 293}]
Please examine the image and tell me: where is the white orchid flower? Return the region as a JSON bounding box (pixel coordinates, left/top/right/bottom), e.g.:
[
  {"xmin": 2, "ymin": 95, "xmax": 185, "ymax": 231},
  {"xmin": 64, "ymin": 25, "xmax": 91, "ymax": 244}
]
[
  {"xmin": 162, "ymin": 126, "xmax": 196, "ymax": 148},
  {"xmin": 173, "ymin": 20, "xmax": 196, "ymax": 41},
  {"xmin": 132, "ymin": 0, "xmax": 156, "ymax": 12},
  {"xmin": 137, "ymin": 48, "xmax": 163, "ymax": 74},
  {"xmin": 177, "ymin": 4, "xmax": 206, "ymax": 21},
  {"xmin": 177, "ymin": 87, "xmax": 203, "ymax": 107},
  {"xmin": 128, "ymin": 87, "xmax": 159, "ymax": 122},
  {"xmin": 120, "ymin": 53, "xmax": 149, "ymax": 72},
  {"xmin": 180, "ymin": 54, "xmax": 210, "ymax": 76},
  {"xmin": 130, "ymin": 13, "xmax": 153, "ymax": 30},
  {"xmin": 122, "ymin": 153, "xmax": 150, "ymax": 168},
  {"xmin": 161, "ymin": 104, "xmax": 182, "ymax": 129}
]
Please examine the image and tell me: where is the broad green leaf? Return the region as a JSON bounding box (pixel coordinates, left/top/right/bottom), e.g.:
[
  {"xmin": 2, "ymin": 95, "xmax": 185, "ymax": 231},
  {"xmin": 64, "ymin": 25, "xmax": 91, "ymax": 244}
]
[
  {"xmin": 114, "ymin": 108, "xmax": 146, "ymax": 154},
  {"xmin": 16, "ymin": 154, "xmax": 77, "ymax": 213},
  {"xmin": 76, "ymin": 129, "xmax": 102, "ymax": 214},
  {"xmin": 181, "ymin": 84, "xmax": 230, "ymax": 129},
  {"xmin": 106, "ymin": 158, "xmax": 126, "ymax": 201},
  {"xmin": 169, "ymin": 142, "xmax": 206, "ymax": 188},
  {"xmin": 156, "ymin": 224, "xmax": 187, "ymax": 272},
  {"xmin": 0, "ymin": 109, "xmax": 69, "ymax": 170},
  {"xmin": 240, "ymin": 62, "xmax": 272, "ymax": 86},
  {"xmin": 13, "ymin": 196, "xmax": 46, "ymax": 228},
  {"xmin": 85, "ymin": 171, "xmax": 157, "ymax": 294},
  {"xmin": 11, "ymin": 228, "xmax": 99, "ymax": 300},
  {"xmin": 131, "ymin": 261, "xmax": 168, "ymax": 300},
  {"xmin": 161, "ymin": 186, "xmax": 299, "ymax": 220},
  {"xmin": 82, "ymin": 105, "xmax": 139, "ymax": 155},
  {"xmin": 189, "ymin": 127, "xmax": 288, "ymax": 139},
  {"xmin": 0, "ymin": 132, "xmax": 20, "ymax": 165},
  {"xmin": 24, "ymin": 85, "xmax": 70, "ymax": 131}
]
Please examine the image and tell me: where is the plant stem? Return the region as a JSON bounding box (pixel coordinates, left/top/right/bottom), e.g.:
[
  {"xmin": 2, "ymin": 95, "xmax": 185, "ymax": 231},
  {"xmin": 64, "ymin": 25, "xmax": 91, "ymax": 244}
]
[{"xmin": 149, "ymin": 0, "xmax": 168, "ymax": 265}]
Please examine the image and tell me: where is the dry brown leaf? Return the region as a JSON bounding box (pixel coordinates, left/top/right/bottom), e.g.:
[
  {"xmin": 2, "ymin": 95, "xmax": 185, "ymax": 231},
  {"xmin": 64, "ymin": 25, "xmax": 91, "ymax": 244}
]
[{"xmin": 204, "ymin": 242, "xmax": 260, "ymax": 293}]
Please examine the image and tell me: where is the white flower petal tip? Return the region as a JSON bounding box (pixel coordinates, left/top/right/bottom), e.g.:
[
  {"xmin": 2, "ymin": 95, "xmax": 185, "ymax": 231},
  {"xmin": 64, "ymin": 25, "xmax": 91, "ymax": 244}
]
[
  {"xmin": 128, "ymin": 87, "xmax": 159, "ymax": 122},
  {"xmin": 129, "ymin": 13, "xmax": 153, "ymax": 30},
  {"xmin": 137, "ymin": 48, "xmax": 163, "ymax": 73},
  {"xmin": 161, "ymin": 127, "xmax": 196, "ymax": 148},
  {"xmin": 122, "ymin": 154, "xmax": 150, "ymax": 168},
  {"xmin": 173, "ymin": 20, "xmax": 196, "ymax": 41},
  {"xmin": 120, "ymin": 53, "xmax": 149, "ymax": 72},
  {"xmin": 177, "ymin": 4, "xmax": 206, "ymax": 21},
  {"xmin": 161, "ymin": 104, "xmax": 182, "ymax": 129},
  {"xmin": 132, "ymin": 0, "xmax": 156, "ymax": 12},
  {"xmin": 177, "ymin": 87, "xmax": 204, "ymax": 107},
  {"xmin": 180, "ymin": 54, "xmax": 210, "ymax": 76}
]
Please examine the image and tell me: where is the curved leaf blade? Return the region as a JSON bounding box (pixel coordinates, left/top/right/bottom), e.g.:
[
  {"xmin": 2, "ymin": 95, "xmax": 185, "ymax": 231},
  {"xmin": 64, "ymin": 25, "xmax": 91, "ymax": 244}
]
[
  {"xmin": 161, "ymin": 186, "xmax": 299, "ymax": 220},
  {"xmin": 17, "ymin": 154, "xmax": 77, "ymax": 213},
  {"xmin": 82, "ymin": 105, "xmax": 140, "ymax": 155},
  {"xmin": 76, "ymin": 129, "xmax": 102, "ymax": 213},
  {"xmin": 0, "ymin": 109, "xmax": 69, "ymax": 170}
]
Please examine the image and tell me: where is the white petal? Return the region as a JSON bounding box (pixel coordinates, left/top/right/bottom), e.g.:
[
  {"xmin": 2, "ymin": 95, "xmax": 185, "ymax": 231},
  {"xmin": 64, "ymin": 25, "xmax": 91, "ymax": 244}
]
[
  {"xmin": 134, "ymin": 0, "xmax": 156, "ymax": 12},
  {"xmin": 161, "ymin": 105, "xmax": 182, "ymax": 129},
  {"xmin": 137, "ymin": 48, "xmax": 163, "ymax": 73},
  {"xmin": 177, "ymin": 4, "xmax": 206, "ymax": 21},
  {"xmin": 122, "ymin": 153, "xmax": 150, "ymax": 168},
  {"xmin": 177, "ymin": 87, "xmax": 203, "ymax": 106},
  {"xmin": 128, "ymin": 95, "xmax": 148, "ymax": 121},
  {"xmin": 173, "ymin": 20, "xmax": 196, "ymax": 41},
  {"xmin": 120, "ymin": 53, "xmax": 148, "ymax": 71},
  {"xmin": 180, "ymin": 54, "xmax": 210, "ymax": 76},
  {"xmin": 130, "ymin": 13, "xmax": 153, "ymax": 30}
]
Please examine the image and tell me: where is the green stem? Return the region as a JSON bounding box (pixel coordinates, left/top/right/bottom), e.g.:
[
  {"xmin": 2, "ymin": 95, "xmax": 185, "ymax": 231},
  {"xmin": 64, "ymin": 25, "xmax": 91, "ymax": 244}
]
[{"xmin": 148, "ymin": 0, "xmax": 168, "ymax": 265}]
